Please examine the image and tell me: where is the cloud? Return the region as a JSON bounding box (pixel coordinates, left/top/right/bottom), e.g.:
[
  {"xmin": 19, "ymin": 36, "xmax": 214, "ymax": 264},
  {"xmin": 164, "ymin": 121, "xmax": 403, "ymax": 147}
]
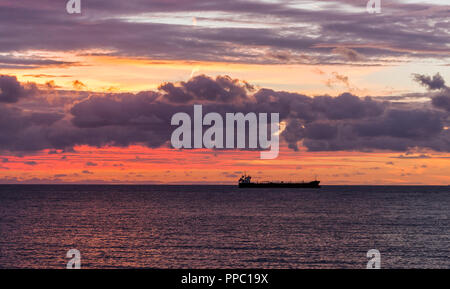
[
  {"xmin": 0, "ymin": 74, "xmax": 448, "ymax": 154},
  {"xmin": 54, "ymin": 174, "xmax": 67, "ymax": 178},
  {"xmin": 0, "ymin": 75, "xmax": 27, "ymax": 103},
  {"xmin": 158, "ymin": 75, "xmax": 254, "ymax": 103},
  {"xmin": 0, "ymin": 103, "xmax": 64, "ymax": 151},
  {"xmin": 392, "ymin": 154, "xmax": 431, "ymax": 159},
  {"xmin": 222, "ymin": 172, "xmax": 238, "ymax": 178},
  {"xmin": 413, "ymin": 73, "xmax": 446, "ymax": 90},
  {"xmin": 0, "ymin": 55, "xmax": 76, "ymax": 69},
  {"xmin": 355, "ymin": 109, "xmax": 443, "ymax": 139},
  {"xmin": 431, "ymin": 93, "xmax": 450, "ymax": 112},
  {"xmin": 72, "ymin": 80, "xmax": 86, "ymax": 90},
  {"xmin": 310, "ymin": 93, "xmax": 385, "ymax": 120},
  {"xmin": 298, "ymin": 108, "xmax": 448, "ymax": 152},
  {"xmin": 0, "ymin": 1, "xmax": 448, "ymax": 65},
  {"xmin": 45, "ymin": 80, "xmax": 59, "ymax": 89},
  {"xmin": 325, "ymin": 72, "xmax": 350, "ymax": 89},
  {"xmin": 413, "ymin": 73, "xmax": 450, "ymax": 112},
  {"xmin": 331, "ymin": 47, "xmax": 364, "ymax": 62}
]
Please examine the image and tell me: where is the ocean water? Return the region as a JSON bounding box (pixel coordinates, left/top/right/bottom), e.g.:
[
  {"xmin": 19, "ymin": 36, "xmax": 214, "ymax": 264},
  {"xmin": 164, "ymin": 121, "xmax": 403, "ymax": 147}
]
[{"xmin": 0, "ymin": 185, "xmax": 449, "ymax": 269}]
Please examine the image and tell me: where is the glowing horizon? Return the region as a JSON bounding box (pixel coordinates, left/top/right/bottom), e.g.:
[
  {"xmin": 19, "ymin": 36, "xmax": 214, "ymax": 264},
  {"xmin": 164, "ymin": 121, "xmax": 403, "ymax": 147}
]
[{"xmin": 0, "ymin": 0, "xmax": 449, "ymax": 185}]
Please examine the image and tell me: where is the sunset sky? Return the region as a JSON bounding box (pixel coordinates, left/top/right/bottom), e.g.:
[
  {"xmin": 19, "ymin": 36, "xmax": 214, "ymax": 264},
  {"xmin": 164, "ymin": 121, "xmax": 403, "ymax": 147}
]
[{"xmin": 0, "ymin": 0, "xmax": 449, "ymax": 184}]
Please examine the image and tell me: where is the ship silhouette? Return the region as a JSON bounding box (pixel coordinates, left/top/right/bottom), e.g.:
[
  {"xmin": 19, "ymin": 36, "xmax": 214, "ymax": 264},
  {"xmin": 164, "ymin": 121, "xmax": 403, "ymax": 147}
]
[{"xmin": 238, "ymin": 174, "xmax": 320, "ymax": 188}]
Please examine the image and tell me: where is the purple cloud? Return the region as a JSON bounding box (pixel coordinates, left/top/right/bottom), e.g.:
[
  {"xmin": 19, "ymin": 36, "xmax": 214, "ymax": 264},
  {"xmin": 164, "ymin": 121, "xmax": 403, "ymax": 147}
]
[
  {"xmin": 0, "ymin": 1, "xmax": 448, "ymax": 65},
  {"xmin": 0, "ymin": 75, "xmax": 28, "ymax": 103},
  {"xmin": 413, "ymin": 73, "xmax": 450, "ymax": 112},
  {"xmin": 413, "ymin": 73, "xmax": 446, "ymax": 90},
  {"xmin": 0, "ymin": 74, "xmax": 448, "ymax": 154}
]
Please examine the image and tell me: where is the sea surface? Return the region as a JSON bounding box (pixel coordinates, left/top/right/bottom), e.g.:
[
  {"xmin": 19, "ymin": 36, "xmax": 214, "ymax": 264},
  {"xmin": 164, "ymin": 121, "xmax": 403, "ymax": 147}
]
[{"xmin": 0, "ymin": 185, "xmax": 449, "ymax": 269}]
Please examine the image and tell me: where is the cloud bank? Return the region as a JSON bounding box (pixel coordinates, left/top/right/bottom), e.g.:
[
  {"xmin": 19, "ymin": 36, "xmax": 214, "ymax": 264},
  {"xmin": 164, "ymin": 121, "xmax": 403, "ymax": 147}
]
[{"xmin": 0, "ymin": 73, "xmax": 448, "ymax": 154}]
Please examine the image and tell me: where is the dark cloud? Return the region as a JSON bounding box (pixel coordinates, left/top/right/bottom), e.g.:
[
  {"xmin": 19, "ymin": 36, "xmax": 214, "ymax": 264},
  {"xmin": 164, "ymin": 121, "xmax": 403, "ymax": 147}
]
[
  {"xmin": 355, "ymin": 109, "xmax": 443, "ymax": 139},
  {"xmin": 311, "ymin": 93, "xmax": 385, "ymax": 120},
  {"xmin": 54, "ymin": 174, "xmax": 67, "ymax": 178},
  {"xmin": 431, "ymin": 93, "xmax": 450, "ymax": 112},
  {"xmin": 70, "ymin": 91, "xmax": 160, "ymax": 127},
  {"xmin": 304, "ymin": 122, "xmax": 338, "ymax": 140},
  {"xmin": 159, "ymin": 75, "xmax": 253, "ymax": 103},
  {"xmin": 0, "ymin": 75, "xmax": 27, "ymax": 103},
  {"xmin": 0, "ymin": 103, "xmax": 64, "ymax": 151},
  {"xmin": 0, "ymin": 74, "xmax": 449, "ymax": 154},
  {"xmin": 294, "ymin": 107, "xmax": 448, "ymax": 152},
  {"xmin": 413, "ymin": 73, "xmax": 450, "ymax": 112},
  {"xmin": 413, "ymin": 73, "xmax": 446, "ymax": 90}
]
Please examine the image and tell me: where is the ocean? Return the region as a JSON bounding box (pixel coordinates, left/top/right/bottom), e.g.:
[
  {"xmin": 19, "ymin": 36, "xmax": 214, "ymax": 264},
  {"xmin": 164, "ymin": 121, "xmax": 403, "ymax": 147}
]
[{"xmin": 0, "ymin": 185, "xmax": 449, "ymax": 269}]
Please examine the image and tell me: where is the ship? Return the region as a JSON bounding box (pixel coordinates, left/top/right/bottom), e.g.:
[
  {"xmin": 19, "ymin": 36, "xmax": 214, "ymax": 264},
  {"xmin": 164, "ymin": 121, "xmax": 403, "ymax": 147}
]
[{"xmin": 238, "ymin": 174, "xmax": 320, "ymax": 188}]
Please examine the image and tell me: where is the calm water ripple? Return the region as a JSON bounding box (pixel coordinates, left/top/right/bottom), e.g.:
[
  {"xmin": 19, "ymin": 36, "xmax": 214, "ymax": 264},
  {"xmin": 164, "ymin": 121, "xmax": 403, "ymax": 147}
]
[{"xmin": 0, "ymin": 185, "xmax": 449, "ymax": 268}]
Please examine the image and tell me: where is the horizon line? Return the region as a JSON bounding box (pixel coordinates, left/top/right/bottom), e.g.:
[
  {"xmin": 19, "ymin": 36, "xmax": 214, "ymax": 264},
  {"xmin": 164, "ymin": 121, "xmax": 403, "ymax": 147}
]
[{"xmin": 0, "ymin": 183, "xmax": 448, "ymax": 186}]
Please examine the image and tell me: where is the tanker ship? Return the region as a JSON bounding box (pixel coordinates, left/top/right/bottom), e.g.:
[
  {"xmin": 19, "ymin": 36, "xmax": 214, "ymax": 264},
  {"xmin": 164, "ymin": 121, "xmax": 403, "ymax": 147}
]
[{"xmin": 238, "ymin": 174, "xmax": 320, "ymax": 188}]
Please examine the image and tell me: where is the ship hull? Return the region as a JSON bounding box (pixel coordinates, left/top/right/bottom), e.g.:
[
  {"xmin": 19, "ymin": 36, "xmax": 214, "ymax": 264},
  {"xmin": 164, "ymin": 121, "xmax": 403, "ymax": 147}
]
[{"xmin": 238, "ymin": 181, "xmax": 320, "ymax": 188}]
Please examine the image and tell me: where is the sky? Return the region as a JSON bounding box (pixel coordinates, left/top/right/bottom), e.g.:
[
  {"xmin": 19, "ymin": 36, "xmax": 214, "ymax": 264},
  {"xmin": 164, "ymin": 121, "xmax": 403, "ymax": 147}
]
[{"xmin": 0, "ymin": 0, "xmax": 449, "ymax": 185}]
